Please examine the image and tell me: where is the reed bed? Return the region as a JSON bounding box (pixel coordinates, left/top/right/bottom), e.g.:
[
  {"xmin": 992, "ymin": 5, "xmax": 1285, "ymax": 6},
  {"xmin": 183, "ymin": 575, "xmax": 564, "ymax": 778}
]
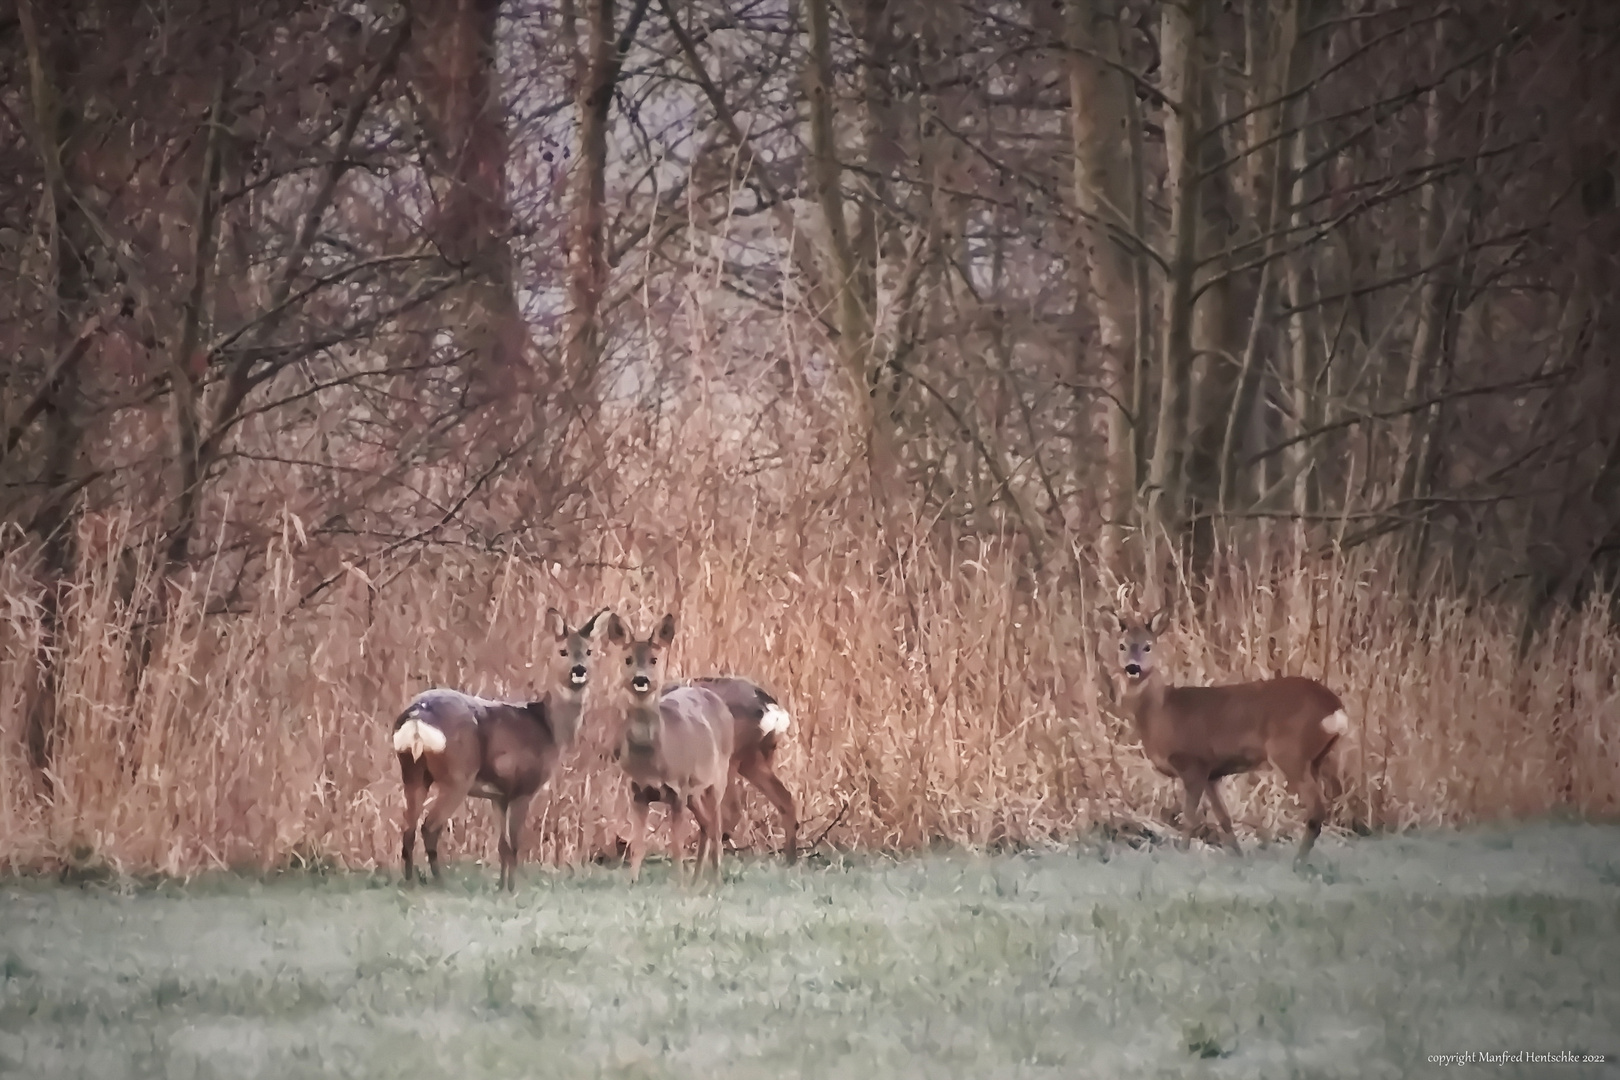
[{"xmin": 2, "ymin": 502, "xmax": 1615, "ymax": 877}]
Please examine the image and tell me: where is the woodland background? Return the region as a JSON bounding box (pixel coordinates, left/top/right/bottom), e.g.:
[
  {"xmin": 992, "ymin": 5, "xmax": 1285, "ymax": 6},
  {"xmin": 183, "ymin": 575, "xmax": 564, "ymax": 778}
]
[{"xmin": 1, "ymin": 0, "xmax": 1616, "ymax": 874}]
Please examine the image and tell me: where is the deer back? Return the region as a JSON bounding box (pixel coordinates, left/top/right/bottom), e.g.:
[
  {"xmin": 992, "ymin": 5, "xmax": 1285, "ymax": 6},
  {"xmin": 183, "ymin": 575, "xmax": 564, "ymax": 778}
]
[{"xmin": 1139, "ymin": 677, "xmax": 1344, "ymax": 774}]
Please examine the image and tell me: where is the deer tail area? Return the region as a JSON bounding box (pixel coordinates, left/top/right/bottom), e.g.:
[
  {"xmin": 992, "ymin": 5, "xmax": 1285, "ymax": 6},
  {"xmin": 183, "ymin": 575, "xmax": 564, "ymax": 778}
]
[
  {"xmin": 760, "ymin": 702, "xmax": 792, "ymax": 736},
  {"xmin": 393, "ymin": 707, "xmax": 448, "ymax": 760},
  {"xmin": 1322, "ymin": 709, "xmax": 1350, "ymax": 737}
]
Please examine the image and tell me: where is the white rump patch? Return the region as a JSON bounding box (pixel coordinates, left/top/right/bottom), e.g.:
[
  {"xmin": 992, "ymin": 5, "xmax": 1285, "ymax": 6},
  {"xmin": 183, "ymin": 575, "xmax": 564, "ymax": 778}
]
[
  {"xmin": 1322, "ymin": 709, "xmax": 1349, "ymax": 736},
  {"xmin": 393, "ymin": 716, "xmax": 447, "ymax": 759},
  {"xmin": 760, "ymin": 703, "xmax": 792, "ymax": 736}
]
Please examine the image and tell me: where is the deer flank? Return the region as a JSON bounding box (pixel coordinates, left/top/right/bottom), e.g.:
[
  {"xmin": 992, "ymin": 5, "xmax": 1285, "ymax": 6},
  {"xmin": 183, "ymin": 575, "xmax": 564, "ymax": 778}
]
[
  {"xmin": 663, "ymin": 675, "xmax": 799, "ymax": 864},
  {"xmin": 1103, "ymin": 606, "xmax": 1346, "ymax": 867}
]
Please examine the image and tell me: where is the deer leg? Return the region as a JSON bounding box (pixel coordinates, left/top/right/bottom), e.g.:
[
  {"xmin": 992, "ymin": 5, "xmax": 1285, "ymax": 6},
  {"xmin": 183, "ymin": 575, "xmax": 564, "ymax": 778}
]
[
  {"xmin": 708, "ymin": 785, "xmax": 729, "ymax": 877},
  {"xmin": 500, "ymin": 792, "xmax": 535, "ymax": 892},
  {"xmin": 1176, "ymin": 773, "xmax": 1208, "ymax": 851},
  {"xmin": 419, "ymin": 775, "xmax": 474, "ymax": 883},
  {"xmin": 1294, "ymin": 770, "xmax": 1328, "ymax": 868},
  {"xmin": 687, "ymin": 790, "xmax": 715, "ymax": 880},
  {"xmin": 399, "ymin": 758, "xmax": 429, "ymax": 884},
  {"xmin": 721, "ymin": 761, "xmax": 744, "ymax": 846},
  {"xmin": 666, "ymin": 789, "xmax": 691, "ymax": 881},
  {"xmin": 738, "ymin": 753, "xmax": 798, "ymax": 864},
  {"xmin": 692, "ymin": 785, "xmax": 727, "ymax": 881},
  {"xmin": 626, "ymin": 788, "xmax": 653, "ymax": 883},
  {"xmin": 1203, "ymin": 780, "xmax": 1243, "ymax": 855},
  {"xmin": 493, "ymin": 799, "xmax": 513, "ymax": 892}
]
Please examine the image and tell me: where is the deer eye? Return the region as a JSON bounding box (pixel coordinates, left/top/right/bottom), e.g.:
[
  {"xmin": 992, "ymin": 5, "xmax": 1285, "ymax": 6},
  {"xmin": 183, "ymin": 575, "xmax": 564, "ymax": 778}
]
[
  {"xmin": 586, "ymin": 649, "xmax": 593, "ymax": 656},
  {"xmin": 625, "ymin": 657, "xmax": 632, "ymax": 665},
  {"xmin": 558, "ymin": 649, "xmax": 567, "ymax": 657},
  {"xmin": 1143, "ymin": 644, "xmax": 1152, "ymax": 652},
  {"xmin": 1118, "ymin": 643, "xmax": 1126, "ymax": 651}
]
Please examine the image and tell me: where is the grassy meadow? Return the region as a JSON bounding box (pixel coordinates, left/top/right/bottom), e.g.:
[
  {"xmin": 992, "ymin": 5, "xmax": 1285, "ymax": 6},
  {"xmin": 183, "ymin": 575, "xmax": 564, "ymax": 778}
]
[{"xmin": 2, "ymin": 824, "xmax": 1617, "ymax": 1079}]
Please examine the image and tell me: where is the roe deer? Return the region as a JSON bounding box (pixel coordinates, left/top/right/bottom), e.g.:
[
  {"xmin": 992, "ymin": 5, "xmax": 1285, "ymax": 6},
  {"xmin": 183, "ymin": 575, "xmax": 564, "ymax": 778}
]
[
  {"xmin": 605, "ymin": 613, "xmax": 734, "ymax": 882},
  {"xmin": 661, "ymin": 676, "xmax": 798, "ymax": 864},
  {"xmin": 1103, "ymin": 607, "xmax": 1348, "ymax": 867},
  {"xmin": 393, "ymin": 607, "xmax": 606, "ymax": 889}
]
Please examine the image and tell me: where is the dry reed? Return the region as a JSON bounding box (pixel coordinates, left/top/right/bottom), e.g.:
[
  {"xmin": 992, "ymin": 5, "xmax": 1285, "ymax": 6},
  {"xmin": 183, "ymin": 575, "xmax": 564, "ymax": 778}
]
[{"xmin": 2, "ymin": 498, "xmax": 1616, "ymax": 877}]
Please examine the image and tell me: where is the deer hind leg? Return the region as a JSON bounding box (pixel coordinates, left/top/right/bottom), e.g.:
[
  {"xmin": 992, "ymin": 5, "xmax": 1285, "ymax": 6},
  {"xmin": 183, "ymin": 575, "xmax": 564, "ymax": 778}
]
[
  {"xmin": 499, "ymin": 792, "xmax": 535, "ymax": 892},
  {"xmin": 399, "ymin": 758, "xmax": 429, "ymax": 883},
  {"xmin": 738, "ymin": 752, "xmax": 798, "ymax": 865},
  {"xmin": 419, "ymin": 774, "xmax": 475, "ymax": 883},
  {"xmin": 1276, "ymin": 738, "xmax": 1335, "ymax": 868},
  {"xmin": 1202, "ymin": 780, "xmax": 1243, "ymax": 855},
  {"xmin": 1293, "ymin": 767, "xmax": 1329, "ymax": 868}
]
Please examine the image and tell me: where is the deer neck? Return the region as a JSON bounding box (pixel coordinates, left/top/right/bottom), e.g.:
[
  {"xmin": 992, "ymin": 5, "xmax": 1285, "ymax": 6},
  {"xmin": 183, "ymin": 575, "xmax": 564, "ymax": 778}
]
[
  {"xmin": 547, "ymin": 686, "xmax": 587, "ymax": 747},
  {"xmin": 1121, "ymin": 670, "xmax": 1168, "ymax": 742},
  {"xmin": 621, "ymin": 696, "xmax": 662, "ymax": 754}
]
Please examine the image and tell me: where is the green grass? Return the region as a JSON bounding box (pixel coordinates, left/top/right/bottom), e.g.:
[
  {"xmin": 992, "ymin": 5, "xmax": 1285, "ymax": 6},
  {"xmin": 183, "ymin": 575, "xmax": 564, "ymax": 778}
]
[{"xmin": 2, "ymin": 825, "xmax": 1618, "ymax": 1079}]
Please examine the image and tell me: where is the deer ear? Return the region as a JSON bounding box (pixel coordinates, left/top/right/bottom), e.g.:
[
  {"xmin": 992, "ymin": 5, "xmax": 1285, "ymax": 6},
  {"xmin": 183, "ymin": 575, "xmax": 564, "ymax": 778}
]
[
  {"xmin": 605, "ymin": 613, "xmax": 629, "ymax": 646},
  {"xmin": 546, "ymin": 607, "xmax": 567, "ymax": 641},
  {"xmin": 579, "ymin": 608, "xmax": 607, "ymax": 638},
  {"xmin": 1146, "ymin": 608, "xmax": 1171, "ymax": 635},
  {"xmin": 654, "ymin": 613, "xmax": 677, "ymax": 646},
  {"xmin": 1099, "ymin": 606, "xmax": 1127, "ymax": 632}
]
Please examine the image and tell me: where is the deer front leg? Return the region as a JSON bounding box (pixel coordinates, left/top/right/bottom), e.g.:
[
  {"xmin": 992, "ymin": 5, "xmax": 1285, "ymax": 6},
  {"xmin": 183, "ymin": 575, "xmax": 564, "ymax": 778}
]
[
  {"xmin": 666, "ymin": 789, "xmax": 691, "ymax": 881},
  {"xmin": 500, "ymin": 792, "xmax": 535, "ymax": 892},
  {"xmin": 1176, "ymin": 772, "xmax": 1208, "ymax": 852},
  {"xmin": 626, "ymin": 788, "xmax": 653, "ymax": 884}
]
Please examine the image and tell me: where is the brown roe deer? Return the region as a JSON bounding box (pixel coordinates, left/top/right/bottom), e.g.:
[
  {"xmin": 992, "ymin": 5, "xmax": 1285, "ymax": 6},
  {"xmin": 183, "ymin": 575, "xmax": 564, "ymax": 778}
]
[
  {"xmin": 392, "ymin": 608, "xmax": 605, "ymax": 890},
  {"xmin": 660, "ymin": 676, "xmax": 798, "ymax": 864},
  {"xmin": 605, "ymin": 613, "xmax": 734, "ymax": 882},
  {"xmin": 1103, "ymin": 607, "xmax": 1348, "ymax": 867}
]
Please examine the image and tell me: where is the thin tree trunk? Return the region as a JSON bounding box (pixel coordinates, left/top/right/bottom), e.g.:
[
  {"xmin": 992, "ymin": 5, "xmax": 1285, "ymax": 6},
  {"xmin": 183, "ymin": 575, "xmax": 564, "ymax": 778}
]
[
  {"xmin": 1145, "ymin": 0, "xmax": 1203, "ymax": 562},
  {"xmin": 1218, "ymin": 0, "xmax": 1300, "ymax": 514},
  {"xmin": 164, "ymin": 72, "xmax": 230, "ymax": 572},
  {"xmin": 415, "ymin": 0, "xmax": 524, "ymax": 377},
  {"xmin": 1393, "ymin": 17, "xmax": 1454, "ymax": 509},
  {"xmin": 564, "ymin": 0, "xmax": 651, "ymax": 383},
  {"xmin": 17, "ymin": 0, "xmax": 93, "ymax": 778},
  {"xmin": 804, "ymin": 0, "xmax": 885, "ymax": 476},
  {"xmin": 1064, "ymin": 0, "xmax": 1139, "ymax": 572}
]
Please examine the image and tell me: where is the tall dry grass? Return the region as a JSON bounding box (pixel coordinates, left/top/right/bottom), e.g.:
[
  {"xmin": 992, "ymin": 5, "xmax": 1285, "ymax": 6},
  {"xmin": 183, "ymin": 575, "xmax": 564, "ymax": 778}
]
[{"xmin": 2, "ymin": 499, "xmax": 1616, "ymax": 876}]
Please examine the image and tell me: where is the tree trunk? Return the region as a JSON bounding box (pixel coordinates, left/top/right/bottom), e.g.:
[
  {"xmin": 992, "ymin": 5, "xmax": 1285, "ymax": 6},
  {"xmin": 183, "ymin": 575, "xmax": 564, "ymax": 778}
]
[
  {"xmin": 804, "ymin": 0, "xmax": 885, "ymax": 476},
  {"xmin": 1063, "ymin": 0, "xmax": 1140, "ymax": 573},
  {"xmin": 17, "ymin": 0, "xmax": 95, "ymax": 778},
  {"xmin": 163, "ymin": 72, "xmax": 230, "ymax": 572},
  {"xmin": 413, "ymin": 0, "xmax": 524, "ymax": 378},
  {"xmin": 564, "ymin": 0, "xmax": 651, "ymax": 384},
  {"xmin": 1144, "ymin": 0, "xmax": 1203, "ymax": 564}
]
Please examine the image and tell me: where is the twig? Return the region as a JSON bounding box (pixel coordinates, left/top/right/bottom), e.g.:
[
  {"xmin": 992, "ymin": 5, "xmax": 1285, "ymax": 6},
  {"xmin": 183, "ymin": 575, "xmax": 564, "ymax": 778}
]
[{"xmin": 807, "ymin": 797, "xmax": 852, "ymax": 852}]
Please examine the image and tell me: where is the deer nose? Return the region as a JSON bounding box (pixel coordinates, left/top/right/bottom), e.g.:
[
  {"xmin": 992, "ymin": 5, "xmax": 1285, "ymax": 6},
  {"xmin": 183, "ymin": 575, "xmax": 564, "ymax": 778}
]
[
  {"xmin": 570, "ymin": 664, "xmax": 587, "ymax": 682},
  {"xmin": 1124, "ymin": 662, "xmax": 1142, "ymax": 678},
  {"xmin": 631, "ymin": 675, "xmax": 651, "ymax": 693}
]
